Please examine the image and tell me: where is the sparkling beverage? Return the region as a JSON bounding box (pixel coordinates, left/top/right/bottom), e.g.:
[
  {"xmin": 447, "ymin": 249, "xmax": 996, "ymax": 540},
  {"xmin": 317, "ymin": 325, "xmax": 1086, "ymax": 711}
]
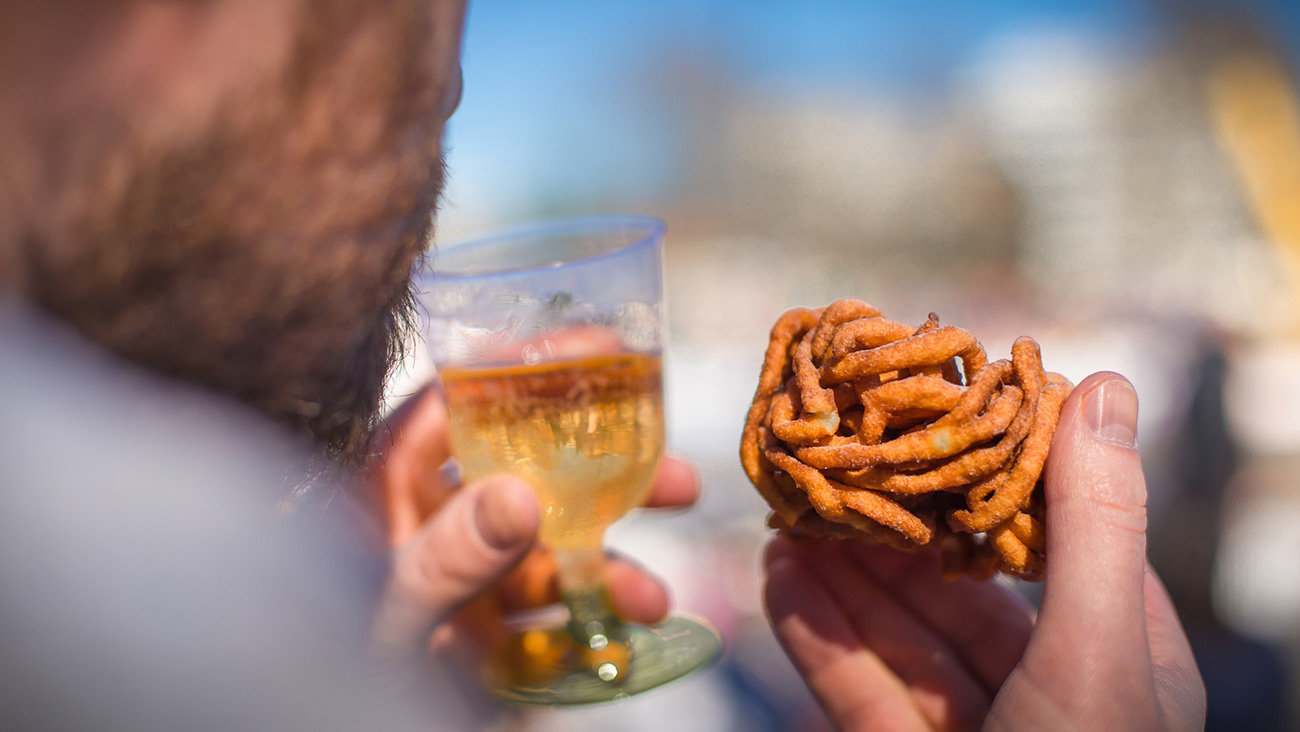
[{"xmin": 439, "ymin": 353, "xmax": 664, "ymax": 552}]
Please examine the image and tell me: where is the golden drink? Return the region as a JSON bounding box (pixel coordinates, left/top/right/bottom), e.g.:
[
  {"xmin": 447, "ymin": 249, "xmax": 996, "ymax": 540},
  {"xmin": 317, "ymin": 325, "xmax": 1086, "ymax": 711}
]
[{"xmin": 439, "ymin": 353, "xmax": 664, "ymax": 553}]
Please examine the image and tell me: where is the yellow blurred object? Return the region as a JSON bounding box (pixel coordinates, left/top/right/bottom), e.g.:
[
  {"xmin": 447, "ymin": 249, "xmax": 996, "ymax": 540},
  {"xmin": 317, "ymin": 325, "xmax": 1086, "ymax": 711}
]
[
  {"xmin": 486, "ymin": 624, "xmax": 632, "ymax": 689},
  {"xmin": 580, "ymin": 632, "xmax": 631, "ymax": 683},
  {"xmin": 1207, "ymin": 51, "xmax": 1300, "ymax": 336},
  {"xmin": 489, "ymin": 628, "xmax": 569, "ymax": 689}
]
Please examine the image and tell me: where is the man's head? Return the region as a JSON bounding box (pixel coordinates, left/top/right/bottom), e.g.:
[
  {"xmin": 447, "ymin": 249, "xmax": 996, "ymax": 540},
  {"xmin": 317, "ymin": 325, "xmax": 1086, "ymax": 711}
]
[{"xmin": 0, "ymin": 0, "xmax": 466, "ymax": 462}]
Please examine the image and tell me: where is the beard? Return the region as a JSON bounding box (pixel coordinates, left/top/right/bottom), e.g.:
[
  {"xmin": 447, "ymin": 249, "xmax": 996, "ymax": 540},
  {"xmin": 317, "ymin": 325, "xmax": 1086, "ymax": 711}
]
[{"xmin": 11, "ymin": 1, "xmax": 450, "ymax": 464}]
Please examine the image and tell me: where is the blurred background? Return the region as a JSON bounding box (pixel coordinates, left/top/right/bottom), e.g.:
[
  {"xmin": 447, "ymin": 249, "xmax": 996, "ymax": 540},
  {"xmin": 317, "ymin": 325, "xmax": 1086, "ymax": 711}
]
[{"xmin": 396, "ymin": 0, "xmax": 1300, "ymax": 728}]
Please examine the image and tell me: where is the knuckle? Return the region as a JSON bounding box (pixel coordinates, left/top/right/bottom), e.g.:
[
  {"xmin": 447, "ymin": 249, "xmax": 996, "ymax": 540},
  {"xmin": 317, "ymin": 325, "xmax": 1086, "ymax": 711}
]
[
  {"xmin": 399, "ymin": 533, "xmax": 488, "ymax": 606},
  {"xmin": 1092, "ymin": 494, "xmax": 1148, "ymax": 538}
]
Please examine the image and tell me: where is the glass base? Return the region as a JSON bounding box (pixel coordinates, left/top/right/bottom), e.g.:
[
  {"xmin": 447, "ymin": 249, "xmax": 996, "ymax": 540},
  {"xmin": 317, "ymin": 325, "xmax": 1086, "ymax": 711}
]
[{"xmin": 491, "ymin": 615, "xmax": 722, "ymax": 706}]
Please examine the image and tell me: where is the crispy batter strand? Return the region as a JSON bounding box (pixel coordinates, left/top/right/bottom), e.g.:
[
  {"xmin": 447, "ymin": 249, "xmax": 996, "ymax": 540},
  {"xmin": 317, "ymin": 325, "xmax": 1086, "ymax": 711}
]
[
  {"xmin": 828, "ymin": 318, "xmax": 917, "ymax": 362},
  {"xmin": 862, "ymin": 375, "xmax": 965, "ymax": 417},
  {"xmin": 949, "ymin": 377, "xmax": 1070, "ymax": 532},
  {"xmin": 771, "ymin": 379, "xmax": 838, "ymax": 445},
  {"xmin": 741, "ymin": 309, "xmax": 820, "ymax": 519},
  {"xmin": 822, "ymin": 325, "xmax": 986, "ymax": 386},
  {"xmin": 740, "ymin": 299, "xmax": 1073, "ymax": 580},
  {"xmin": 933, "ymin": 360, "xmax": 1012, "ymax": 428},
  {"xmin": 792, "ymin": 331, "xmax": 839, "ymax": 437},
  {"xmin": 796, "ymin": 385, "xmax": 1022, "ymax": 470},
  {"xmin": 763, "ymin": 433, "xmax": 932, "ymax": 544},
  {"xmin": 811, "ymin": 299, "xmax": 886, "ymax": 359},
  {"xmin": 988, "ymin": 519, "xmax": 1044, "ymax": 580},
  {"xmin": 1008, "ymin": 512, "xmax": 1046, "ymax": 552}
]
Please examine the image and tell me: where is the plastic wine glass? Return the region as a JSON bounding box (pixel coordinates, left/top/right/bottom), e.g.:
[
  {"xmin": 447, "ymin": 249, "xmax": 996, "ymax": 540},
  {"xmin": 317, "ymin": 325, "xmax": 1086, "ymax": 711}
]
[{"xmin": 416, "ymin": 215, "xmax": 721, "ymax": 705}]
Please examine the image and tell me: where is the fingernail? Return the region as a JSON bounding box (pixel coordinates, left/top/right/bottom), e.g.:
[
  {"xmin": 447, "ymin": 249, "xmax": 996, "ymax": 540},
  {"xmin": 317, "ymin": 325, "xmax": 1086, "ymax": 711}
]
[
  {"xmin": 1082, "ymin": 378, "xmax": 1139, "ymax": 448},
  {"xmin": 474, "ymin": 478, "xmax": 538, "ymax": 550}
]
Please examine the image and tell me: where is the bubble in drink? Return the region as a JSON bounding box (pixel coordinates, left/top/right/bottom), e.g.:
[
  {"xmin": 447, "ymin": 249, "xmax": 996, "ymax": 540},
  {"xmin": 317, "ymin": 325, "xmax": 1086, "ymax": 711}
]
[{"xmin": 439, "ymin": 353, "xmax": 664, "ymax": 552}]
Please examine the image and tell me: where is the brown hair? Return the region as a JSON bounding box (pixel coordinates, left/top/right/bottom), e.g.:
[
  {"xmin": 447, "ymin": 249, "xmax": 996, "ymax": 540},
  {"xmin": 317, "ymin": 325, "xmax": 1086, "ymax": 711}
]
[{"xmin": 3, "ymin": 0, "xmax": 454, "ymax": 463}]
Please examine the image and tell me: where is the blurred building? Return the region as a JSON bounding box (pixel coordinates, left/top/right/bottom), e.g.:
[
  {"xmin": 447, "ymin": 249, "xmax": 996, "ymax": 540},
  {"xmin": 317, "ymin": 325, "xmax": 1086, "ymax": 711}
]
[
  {"xmin": 964, "ymin": 28, "xmax": 1282, "ymax": 330},
  {"xmin": 411, "ymin": 5, "xmax": 1300, "ymax": 728},
  {"xmin": 641, "ymin": 15, "xmax": 1300, "ymax": 730}
]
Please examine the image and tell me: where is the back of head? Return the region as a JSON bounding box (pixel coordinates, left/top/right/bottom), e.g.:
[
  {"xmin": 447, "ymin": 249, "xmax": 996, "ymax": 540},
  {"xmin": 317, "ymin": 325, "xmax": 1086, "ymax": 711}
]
[{"xmin": 0, "ymin": 0, "xmax": 465, "ymax": 460}]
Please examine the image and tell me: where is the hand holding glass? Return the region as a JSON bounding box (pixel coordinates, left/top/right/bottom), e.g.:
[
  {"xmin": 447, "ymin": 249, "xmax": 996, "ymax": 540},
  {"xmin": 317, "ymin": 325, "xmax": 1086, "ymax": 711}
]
[{"xmin": 417, "ymin": 216, "xmax": 720, "ymax": 705}]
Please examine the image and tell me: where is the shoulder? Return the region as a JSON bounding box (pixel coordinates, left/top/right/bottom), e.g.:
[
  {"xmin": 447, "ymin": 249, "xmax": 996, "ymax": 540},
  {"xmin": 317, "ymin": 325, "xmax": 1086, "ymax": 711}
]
[{"xmin": 0, "ymin": 296, "xmax": 478, "ymax": 731}]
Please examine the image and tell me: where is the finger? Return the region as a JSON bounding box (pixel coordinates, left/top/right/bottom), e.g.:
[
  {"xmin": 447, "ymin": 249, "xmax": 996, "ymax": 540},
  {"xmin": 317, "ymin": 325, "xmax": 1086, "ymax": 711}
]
[
  {"xmin": 373, "ymin": 475, "xmax": 540, "ymax": 657},
  {"xmin": 378, "ymin": 383, "xmax": 453, "ymax": 469},
  {"xmin": 767, "ymin": 539, "xmax": 1033, "ymax": 694},
  {"xmin": 763, "ymin": 541, "xmax": 933, "ymax": 731},
  {"xmin": 841, "ymin": 541, "xmax": 1035, "ymax": 693},
  {"xmin": 606, "ymin": 555, "xmax": 671, "ymax": 625},
  {"xmin": 371, "ymin": 384, "xmax": 459, "ymax": 544},
  {"xmin": 1143, "ymin": 564, "xmax": 1207, "ymax": 729},
  {"xmin": 782, "ymin": 538, "xmax": 992, "ymax": 730},
  {"xmin": 493, "ymin": 550, "xmax": 671, "ymax": 625},
  {"xmin": 1030, "ymin": 372, "xmax": 1157, "ymax": 708},
  {"xmin": 642, "ymin": 454, "xmax": 700, "ymax": 509}
]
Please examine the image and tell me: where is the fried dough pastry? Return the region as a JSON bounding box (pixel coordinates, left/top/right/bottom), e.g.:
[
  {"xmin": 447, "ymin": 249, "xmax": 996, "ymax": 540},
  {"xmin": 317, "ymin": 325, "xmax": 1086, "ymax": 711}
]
[{"xmin": 740, "ymin": 300, "xmax": 1072, "ymax": 580}]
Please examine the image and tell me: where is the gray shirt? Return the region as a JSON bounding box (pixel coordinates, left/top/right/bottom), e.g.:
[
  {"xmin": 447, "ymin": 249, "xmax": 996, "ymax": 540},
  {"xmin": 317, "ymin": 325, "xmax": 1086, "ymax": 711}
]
[{"xmin": 0, "ymin": 296, "xmax": 488, "ymax": 730}]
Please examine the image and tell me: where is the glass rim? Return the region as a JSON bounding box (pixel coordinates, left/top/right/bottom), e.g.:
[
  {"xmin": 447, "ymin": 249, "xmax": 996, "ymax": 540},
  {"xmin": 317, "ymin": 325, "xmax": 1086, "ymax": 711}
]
[{"xmin": 419, "ymin": 214, "xmax": 666, "ymax": 280}]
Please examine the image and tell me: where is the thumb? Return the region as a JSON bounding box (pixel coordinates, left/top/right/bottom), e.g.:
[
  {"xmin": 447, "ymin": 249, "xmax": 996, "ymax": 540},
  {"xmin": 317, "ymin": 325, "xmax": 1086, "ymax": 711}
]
[
  {"xmin": 1026, "ymin": 372, "xmax": 1154, "ymax": 704},
  {"xmin": 372, "ymin": 475, "xmax": 540, "ymax": 656}
]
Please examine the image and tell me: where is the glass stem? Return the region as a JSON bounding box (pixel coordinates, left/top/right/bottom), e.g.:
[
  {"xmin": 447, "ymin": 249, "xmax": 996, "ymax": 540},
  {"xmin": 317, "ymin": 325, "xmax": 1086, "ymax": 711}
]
[
  {"xmin": 556, "ymin": 545, "xmax": 623, "ymax": 642},
  {"xmin": 555, "ymin": 544, "xmax": 630, "ymax": 682}
]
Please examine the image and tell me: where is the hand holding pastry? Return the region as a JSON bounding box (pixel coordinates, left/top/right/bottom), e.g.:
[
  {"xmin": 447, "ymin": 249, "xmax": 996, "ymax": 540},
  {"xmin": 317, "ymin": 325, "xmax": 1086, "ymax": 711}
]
[{"xmin": 745, "ymin": 302, "xmax": 1205, "ymax": 730}]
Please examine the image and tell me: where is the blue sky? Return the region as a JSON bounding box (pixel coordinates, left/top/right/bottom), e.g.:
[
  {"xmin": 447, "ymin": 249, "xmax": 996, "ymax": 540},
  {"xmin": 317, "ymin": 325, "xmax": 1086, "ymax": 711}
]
[{"xmin": 437, "ymin": 0, "xmax": 1299, "ymax": 233}]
